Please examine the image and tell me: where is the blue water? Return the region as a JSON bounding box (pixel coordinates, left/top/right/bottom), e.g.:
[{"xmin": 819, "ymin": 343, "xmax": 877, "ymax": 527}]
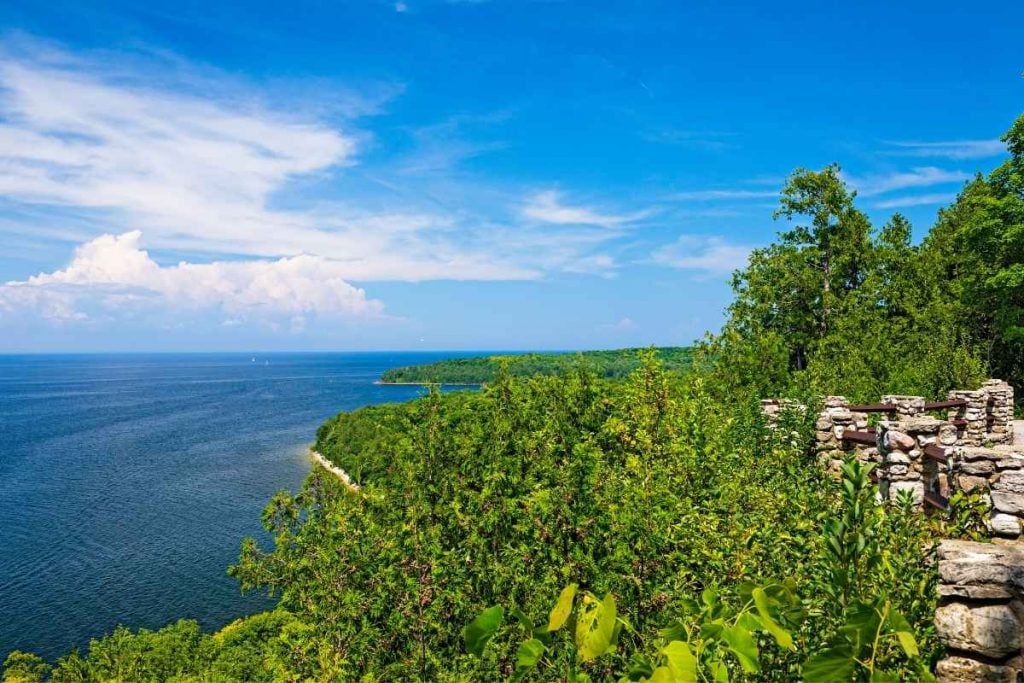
[{"xmin": 0, "ymin": 352, "xmax": 480, "ymax": 662}]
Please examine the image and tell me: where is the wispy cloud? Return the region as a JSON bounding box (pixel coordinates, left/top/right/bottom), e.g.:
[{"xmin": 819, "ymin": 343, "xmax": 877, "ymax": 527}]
[
  {"xmin": 883, "ymin": 139, "xmax": 1005, "ymax": 160},
  {"xmin": 844, "ymin": 166, "xmax": 970, "ymax": 197},
  {"xmin": 639, "ymin": 128, "xmax": 735, "ymax": 151},
  {"xmin": 523, "ymin": 190, "xmax": 653, "ymax": 227},
  {"xmin": 652, "ymin": 235, "xmax": 751, "ymax": 275},
  {"xmin": 871, "ymin": 193, "xmax": 958, "ymax": 209},
  {"xmin": 667, "ymin": 189, "xmax": 777, "ymax": 201},
  {"xmin": 0, "ymin": 41, "xmax": 645, "ymax": 328}
]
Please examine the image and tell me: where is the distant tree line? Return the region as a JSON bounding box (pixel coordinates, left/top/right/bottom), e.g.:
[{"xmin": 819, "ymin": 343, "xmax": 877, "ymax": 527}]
[{"xmin": 379, "ymin": 347, "xmax": 695, "ymax": 385}]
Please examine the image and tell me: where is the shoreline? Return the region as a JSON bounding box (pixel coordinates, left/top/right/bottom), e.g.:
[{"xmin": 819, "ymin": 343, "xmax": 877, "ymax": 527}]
[
  {"xmin": 308, "ymin": 449, "xmax": 361, "ymax": 492},
  {"xmin": 374, "ymin": 380, "xmax": 483, "ymax": 386}
]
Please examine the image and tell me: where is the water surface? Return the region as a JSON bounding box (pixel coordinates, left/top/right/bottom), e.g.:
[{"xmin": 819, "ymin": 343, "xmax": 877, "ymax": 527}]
[{"xmin": 0, "ymin": 352, "xmax": 478, "ymax": 661}]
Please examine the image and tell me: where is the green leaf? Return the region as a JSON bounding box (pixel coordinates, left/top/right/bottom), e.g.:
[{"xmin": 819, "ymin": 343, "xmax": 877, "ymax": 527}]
[
  {"xmin": 662, "ymin": 641, "xmax": 698, "ymax": 683},
  {"xmin": 708, "ymin": 658, "xmax": 729, "ymax": 683},
  {"xmin": 752, "ymin": 586, "xmax": 794, "ymax": 650},
  {"xmin": 646, "ymin": 667, "xmax": 673, "ymax": 683},
  {"xmin": 548, "ymin": 583, "xmax": 578, "ymax": 632},
  {"xmin": 885, "ymin": 608, "xmax": 919, "ymax": 657},
  {"xmin": 464, "ymin": 605, "xmax": 503, "ymax": 657},
  {"xmin": 721, "ymin": 624, "xmax": 760, "ymax": 673},
  {"xmin": 802, "ymin": 643, "xmax": 856, "ymax": 683},
  {"xmin": 579, "ymin": 593, "xmax": 617, "ymax": 661},
  {"xmin": 515, "ymin": 638, "xmax": 546, "ymax": 671}
]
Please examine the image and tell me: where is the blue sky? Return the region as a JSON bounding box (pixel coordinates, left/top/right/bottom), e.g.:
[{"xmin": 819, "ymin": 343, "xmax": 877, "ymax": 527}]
[{"xmin": 0, "ymin": 0, "xmax": 1021, "ymax": 352}]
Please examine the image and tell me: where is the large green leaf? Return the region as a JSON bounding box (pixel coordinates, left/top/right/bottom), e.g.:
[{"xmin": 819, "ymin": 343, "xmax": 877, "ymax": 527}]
[
  {"xmin": 803, "ymin": 643, "xmax": 856, "ymax": 683},
  {"xmin": 721, "ymin": 624, "xmax": 759, "ymax": 673},
  {"xmin": 752, "ymin": 586, "xmax": 794, "ymax": 650},
  {"xmin": 662, "ymin": 640, "xmax": 698, "ymax": 683},
  {"xmin": 514, "ymin": 638, "xmax": 546, "ymax": 675},
  {"xmin": 548, "ymin": 583, "xmax": 578, "ymax": 632},
  {"xmin": 579, "ymin": 593, "xmax": 617, "ymax": 662},
  {"xmin": 884, "ymin": 608, "xmax": 919, "ymax": 657},
  {"xmin": 464, "ymin": 605, "xmax": 504, "ymax": 657}
]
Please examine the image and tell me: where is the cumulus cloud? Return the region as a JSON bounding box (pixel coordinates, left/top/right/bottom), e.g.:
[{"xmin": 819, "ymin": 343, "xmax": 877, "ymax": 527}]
[
  {"xmin": 652, "ymin": 235, "xmax": 751, "ymax": 275},
  {"xmin": 523, "ymin": 190, "xmax": 652, "ymax": 227},
  {"xmin": 0, "ymin": 231, "xmax": 383, "ymax": 324}
]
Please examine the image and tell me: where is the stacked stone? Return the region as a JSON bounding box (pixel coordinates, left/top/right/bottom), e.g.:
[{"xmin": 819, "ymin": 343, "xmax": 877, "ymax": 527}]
[
  {"xmin": 759, "ymin": 398, "xmax": 805, "ymax": 427},
  {"xmin": 881, "ymin": 394, "xmax": 926, "ymax": 417},
  {"xmin": 949, "ymin": 445, "xmax": 1024, "ymax": 538},
  {"xmin": 934, "ymin": 540, "xmax": 1024, "ymax": 682},
  {"xmin": 813, "ymin": 396, "xmax": 870, "ymax": 471},
  {"xmin": 984, "ymin": 379, "xmax": 1015, "ymax": 445},
  {"xmin": 876, "ymin": 416, "xmax": 953, "ymax": 506},
  {"xmin": 948, "ymin": 388, "xmax": 989, "ymax": 446}
]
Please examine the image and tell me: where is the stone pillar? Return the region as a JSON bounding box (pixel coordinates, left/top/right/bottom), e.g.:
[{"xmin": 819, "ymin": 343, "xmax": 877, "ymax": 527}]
[
  {"xmin": 949, "ymin": 389, "xmax": 989, "ymax": 446},
  {"xmin": 935, "ymin": 540, "xmax": 1024, "ymax": 682},
  {"xmin": 948, "ymin": 444, "xmax": 1024, "ymax": 539},
  {"xmin": 813, "ymin": 397, "xmax": 870, "ymax": 472},
  {"xmin": 881, "ymin": 395, "xmax": 926, "ymax": 418},
  {"xmin": 984, "ymin": 380, "xmax": 1015, "ymax": 446}
]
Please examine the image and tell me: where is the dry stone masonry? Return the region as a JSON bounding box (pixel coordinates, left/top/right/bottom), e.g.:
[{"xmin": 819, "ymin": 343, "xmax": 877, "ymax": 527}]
[
  {"xmin": 935, "ymin": 540, "xmax": 1024, "ymax": 682},
  {"xmin": 764, "ymin": 380, "xmax": 1020, "ymax": 535},
  {"xmin": 765, "ymin": 382, "xmax": 1023, "ymax": 681}
]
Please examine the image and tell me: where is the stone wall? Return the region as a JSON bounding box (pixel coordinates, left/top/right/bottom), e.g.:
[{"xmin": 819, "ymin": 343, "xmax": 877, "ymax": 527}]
[
  {"xmin": 763, "ymin": 379, "xmax": 1019, "ymax": 533},
  {"xmin": 935, "ymin": 540, "xmax": 1024, "ymax": 682},
  {"xmin": 949, "ymin": 445, "xmax": 1024, "ymax": 539}
]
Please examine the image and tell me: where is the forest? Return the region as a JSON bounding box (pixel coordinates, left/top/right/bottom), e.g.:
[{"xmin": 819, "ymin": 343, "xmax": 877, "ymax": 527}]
[
  {"xmin": 5, "ymin": 113, "xmax": 1022, "ymax": 682},
  {"xmin": 378, "ymin": 348, "xmax": 694, "ymax": 385}
]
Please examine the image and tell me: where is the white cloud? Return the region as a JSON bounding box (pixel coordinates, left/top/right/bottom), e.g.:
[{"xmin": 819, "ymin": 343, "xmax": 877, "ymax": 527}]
[
  {"xmin": 395, "ymin": 1, "xmax": 408, "ymax": 11},
  {"xmin": 652, "ymin": 235, "xmax": 751, "ymax": 275},
  {"xmin": 523, "ymin": 190, "xmax": 652, "ymax": 227},
  {"xmin": 613, "ymin": 317, "xmax": 635, "ymax": 331},
  {"xmin": 871, "ymin": 192, "xmax": 958, "ymax": 209},
  {"xmin": 0, "ymin": 231, "xmax": 383, "ymax": 324},
  {"xmin": 844, "ymin": 166, "xmax": 970, "ymax": 197},
  {"xmin": 883, "ymin": 139, "xmax": 1005, "ymax": 160},
  {"xmin": 667, "ymin": 189, "xmax": 777, "ymax": 201}
]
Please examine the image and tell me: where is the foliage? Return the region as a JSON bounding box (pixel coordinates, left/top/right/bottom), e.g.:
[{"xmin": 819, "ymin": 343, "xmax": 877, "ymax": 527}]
[
  {"xmin": 378, "ymin": 347, "xmax": 694, "ymax": 385},
  {"xmin": 2, "ymin": 652, "xmax": 50, "ymax": 683},
  {"xmin": 12, "ymin": 612, "xmax": 301, "ymax": 683},
  {"xmin": 701, "ymin": 162, "xmax": 989, "ymax": 404},
  {"xmin": 465, "ymin": 457, "xmax": 935, "ymax": 682},
  {"xmin": 17, "ymin": 112, "xmax": 1024, "ymax": 683}
]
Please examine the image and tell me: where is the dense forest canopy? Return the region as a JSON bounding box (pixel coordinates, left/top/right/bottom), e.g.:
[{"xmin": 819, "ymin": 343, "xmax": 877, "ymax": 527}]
[
  {"xmin": 378, "ymin": 348, "xmax": 694, "ymax": 384},
  {"xmin": 7, "ymin": 113, "xmax": 1024, "ymax": 682}
]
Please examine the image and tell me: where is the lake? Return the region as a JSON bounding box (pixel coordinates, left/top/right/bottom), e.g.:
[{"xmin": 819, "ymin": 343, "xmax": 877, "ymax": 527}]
[{"xmin": 0, "ymin": 352, "xmax": 480, "ymax": 661}]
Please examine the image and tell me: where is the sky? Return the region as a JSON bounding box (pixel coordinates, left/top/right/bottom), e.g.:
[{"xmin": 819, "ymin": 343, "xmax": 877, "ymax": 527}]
[{"xmin": 0, "ymin": 1, "xmax": 1021, "ymax": 352}]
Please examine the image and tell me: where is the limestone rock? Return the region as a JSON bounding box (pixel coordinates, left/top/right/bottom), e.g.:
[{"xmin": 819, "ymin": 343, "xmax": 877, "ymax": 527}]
[
  {"xmin": 934, "ymin": 602, "xmax": 1021, "ymax": 659},
  {"xmin": 956, "ymin": 475, "xmax": 989, "ymax": 492},
  {"xmin": 988, "ymin": 513, "xmax": 1021, "ymax": 537},
  {"xmin": 938, "ymin": 540, "xmax": 1024, "ymax": 591},
  {"xmin": 885, "ymin": 429, "xmax": 916, "ymax": 451},
  {"xmin": 884, "ymin": 451, "xmax": 911, "ymax": 465},
  {"xmin": 939, "ymin": 424, "xmax": 959, "ymax": 445},
  {"xmin": 992, "ymin": 490, "xmax": 1024, "ymax": 515},
  {"xmin": 959, "ymin": 459, "xmax": 996, "ymax": 475},
  {"xmin": 935, "ymin": 656, "xmax": 1020, "ymax": 683},
  {"xmin": 994, "ymin": 471, "xmax": 1024, "ymax": 494}
]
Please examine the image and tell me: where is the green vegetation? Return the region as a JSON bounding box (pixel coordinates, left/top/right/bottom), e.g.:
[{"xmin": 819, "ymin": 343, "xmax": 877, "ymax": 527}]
[
  {"xmin": 7, "ymin": 113, "xmax": 1024, "ymax": 682},
  {"xmin": 378, "ymin": 347, "xmax": 694, "ymax": 384}
]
